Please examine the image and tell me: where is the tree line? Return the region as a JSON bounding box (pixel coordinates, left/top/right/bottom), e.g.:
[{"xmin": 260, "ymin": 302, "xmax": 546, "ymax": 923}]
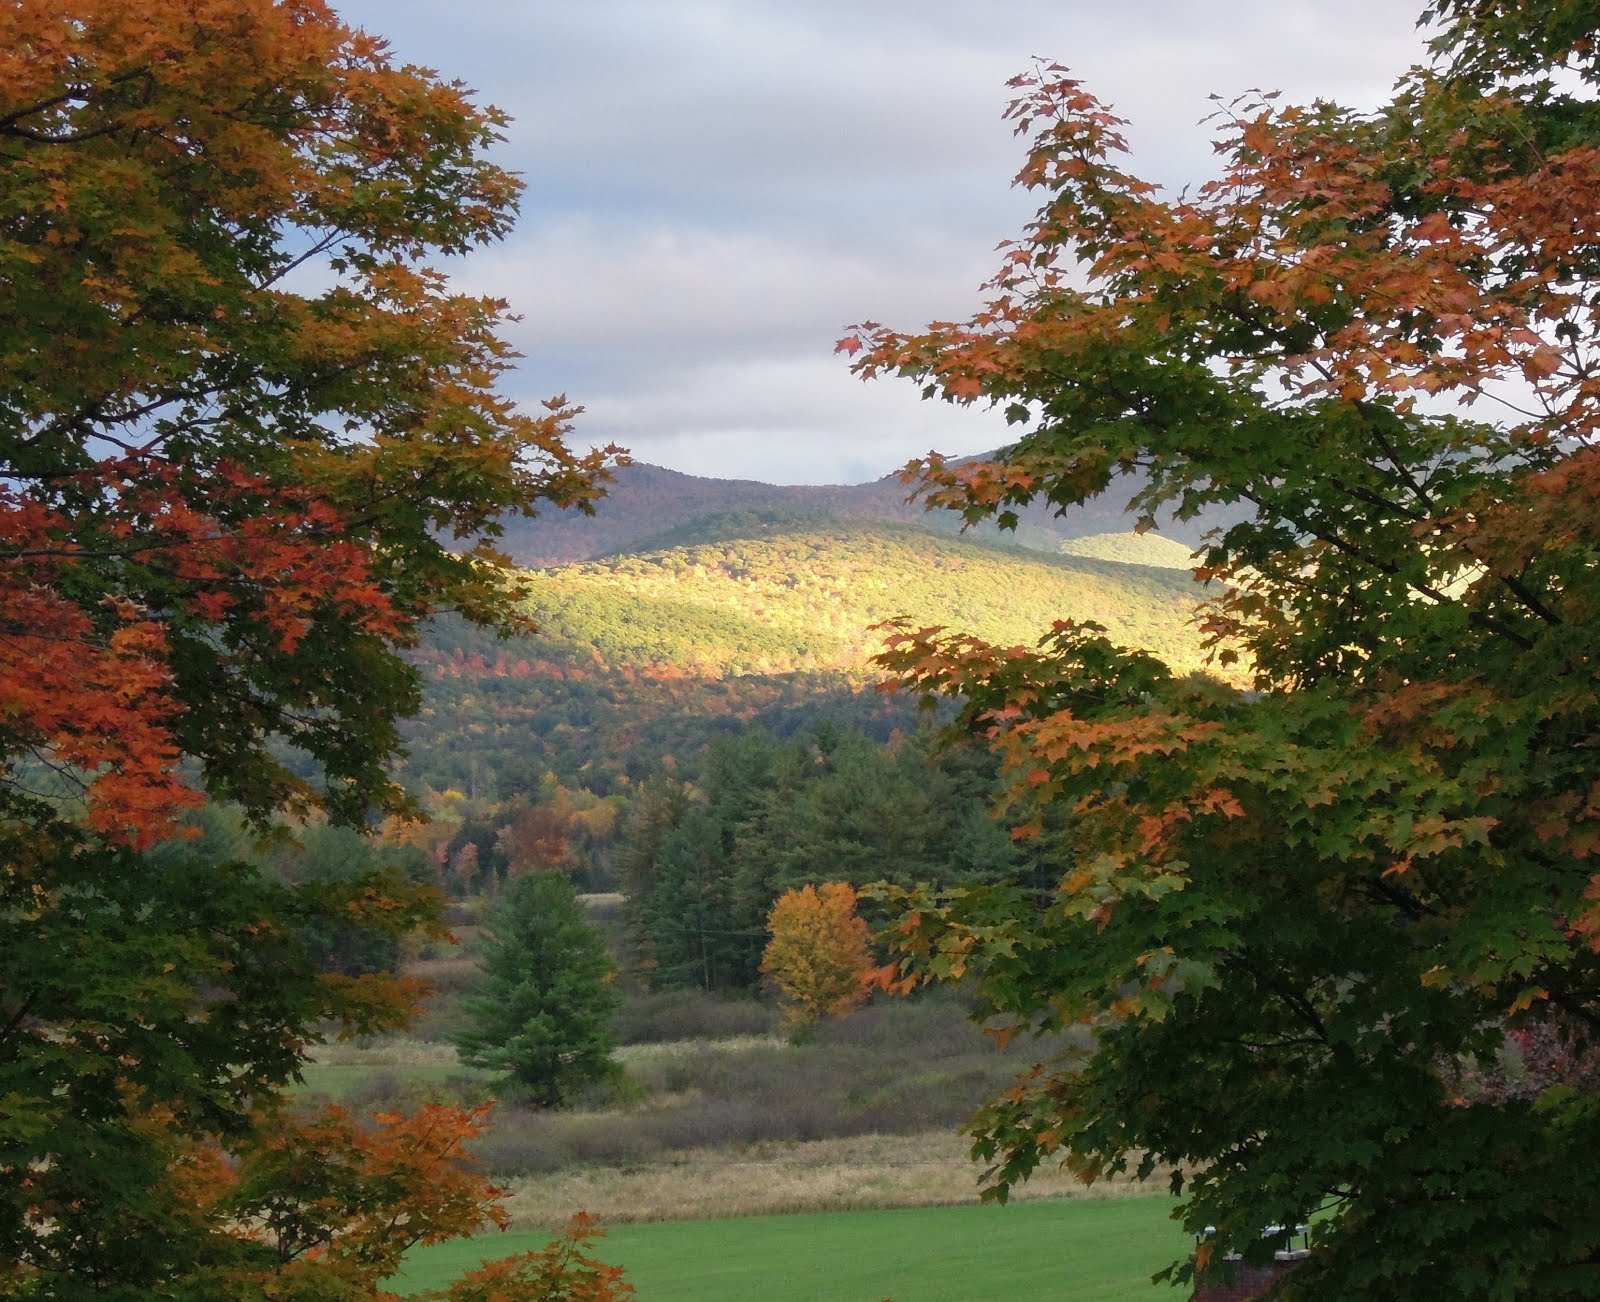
[{"xmin": 617, "ymin": 724, "xmax": 1055, "ymax": 995}]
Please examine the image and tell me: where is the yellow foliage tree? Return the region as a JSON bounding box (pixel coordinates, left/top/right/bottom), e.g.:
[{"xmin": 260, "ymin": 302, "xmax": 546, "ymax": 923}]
[{"xmin": 760, "ymin": 882, "xmax": 873, "ymax": 1027}]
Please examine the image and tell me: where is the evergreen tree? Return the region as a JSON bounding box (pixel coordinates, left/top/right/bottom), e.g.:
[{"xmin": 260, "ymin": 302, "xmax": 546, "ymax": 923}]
[
  {"xmin": 638, "ymin": 808, "xmax": 744, "ymax": 991},
  {"xmin": 454, "ymin": 873, "xmax": 620, "ymax": 1108},
  {"xmin": 623, "ymin": 723, "xmax": 1054, "ymax": 994}
]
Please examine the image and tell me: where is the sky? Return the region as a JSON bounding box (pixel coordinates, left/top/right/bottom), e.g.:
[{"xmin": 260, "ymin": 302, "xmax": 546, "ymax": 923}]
[{"xmin": 332, "ymin": 1, "xmax": 1432, "ymax": 486}]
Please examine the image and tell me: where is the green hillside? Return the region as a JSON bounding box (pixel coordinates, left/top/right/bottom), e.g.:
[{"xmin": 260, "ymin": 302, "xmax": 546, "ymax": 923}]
[
  {"xmin": 519, "ymin": 516, "xmax": 1218, "ymax": 678},
  {"xmin": 398, "ymin": 515, "xmax": 1226, "ymax": 801},
  {"xmin": 1057, "ymin": 531, "xmax": 1200, "ymax": 570}
]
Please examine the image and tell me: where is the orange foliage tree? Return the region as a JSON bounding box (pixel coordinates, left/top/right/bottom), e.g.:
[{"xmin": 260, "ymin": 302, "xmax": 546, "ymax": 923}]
[
  {"xmin": 0, "ymin": 2, "xmax": 626, "ymax": 1295},
  {"xmin": 845, "ymin": 5, "xmax": 1600, "ymax": 1296},
  {"xmin": 497, "ymin": 793, "xmax": 579, "ymax": 878},
  {"xmin": 435, "ymin": 1213, "xmax": 632, "ymax": 1302},
  {"xmin": 761, "ymin": 882, "xmax": 873, "ymax": 1027}
]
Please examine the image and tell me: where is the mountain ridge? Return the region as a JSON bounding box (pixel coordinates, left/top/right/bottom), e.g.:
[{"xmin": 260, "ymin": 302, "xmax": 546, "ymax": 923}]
[
  {"xmin": 472, "ymin": 515, "xmax": 1221, "ymax": 680},
  {"xmin": 495, "ymin": 460, "xmax": 1219, "ymax": 568}
]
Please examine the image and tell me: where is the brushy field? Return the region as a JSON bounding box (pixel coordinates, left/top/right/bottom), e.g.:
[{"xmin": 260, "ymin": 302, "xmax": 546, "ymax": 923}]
[
  {"xmin": 321, "ymin": 902, "xmax": 1184, "ymax": 1295},
  {"xmin": 390, "ymin": 1197, "xmax": 1189, "ymax": 1301},
  {"xmin": 300, "ymin": 989, "xmax": 1098, "ymax": 1192},
  {"xmin": 490, "ymin": 1130, "xmax": 1167, "ymax": 1229},
  {"xmin": 296, "ymin": 1006, "xmax": 1144, "ymax": 1230}
]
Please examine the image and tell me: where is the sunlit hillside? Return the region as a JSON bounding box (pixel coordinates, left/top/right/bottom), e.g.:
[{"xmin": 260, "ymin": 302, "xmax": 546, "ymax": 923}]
[
  {"xmin": 1057, "ymin": 531, "xmax": 1201, "ymax": 570},
  {"xmin": 400, "ymin": 514, "xmax": 1232, "ymax": 797},
  {"xmin": 516, "ymin": 516, "xmax": 1220, "ymax": 678}
]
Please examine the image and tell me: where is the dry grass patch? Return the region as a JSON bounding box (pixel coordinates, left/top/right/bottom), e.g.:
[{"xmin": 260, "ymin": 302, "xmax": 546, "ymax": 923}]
[
  {"xmin": 613, "ymin": 1034, "xmax": 783, "ymax": 1065},
  {"xmin": 308, "ymin": 1038, "xmax": 463, "ymax": 1069},
  {"xmin": 310, "ymin": 1033, "xmax": 780, "ymax": 1076},
  {"xmin": 492, "ymin": 1130, "xmax": 1171, "ymax": 1231},
  {"xmin": 578, "ymin": 892, "xmax": 626, "ymax": 910},
  {"xmin": 405, "ymin": 954, "xmax": 480, "ymax": 995}
]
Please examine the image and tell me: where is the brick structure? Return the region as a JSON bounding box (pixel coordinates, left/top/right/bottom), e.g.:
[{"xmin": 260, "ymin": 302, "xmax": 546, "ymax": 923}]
[
  {"xmin": 1191, "ymin": 1225, "xmax": 1311, "ymax": 1301},
  {"xmin": 1191, "ymin": 1252, "xmax": 1309, "ymax": 1301}
]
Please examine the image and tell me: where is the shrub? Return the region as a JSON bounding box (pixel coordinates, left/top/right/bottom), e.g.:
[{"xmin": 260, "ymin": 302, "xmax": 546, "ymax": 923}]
[{"xmin": 610, "ymin": 990, "xmax": 778, "ymax": 1045}]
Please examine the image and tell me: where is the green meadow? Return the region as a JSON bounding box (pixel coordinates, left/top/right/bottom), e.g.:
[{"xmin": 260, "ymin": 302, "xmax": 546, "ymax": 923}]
[{"xmin": 392, "ymin": 1197, "xmax": 1188, "ymax": 1301}]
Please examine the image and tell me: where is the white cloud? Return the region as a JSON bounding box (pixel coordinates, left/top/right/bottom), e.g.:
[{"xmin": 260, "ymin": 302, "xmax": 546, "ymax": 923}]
[
  {"xmin": 333, "ymin": 0, "xmax": 1433, "ymax": 484},
  {"xmin": 459, "ymin": 222, "xmax": 997, "ymax": 354},
  {"xmin": 581, "ymin": 354, "xmax": 1016, "ymax": 485}
]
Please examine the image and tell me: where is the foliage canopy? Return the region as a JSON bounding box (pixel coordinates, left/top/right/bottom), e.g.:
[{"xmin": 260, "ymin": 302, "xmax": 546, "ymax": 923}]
[
  {"xmin": 849, "ymin": 4, "xmax": 1600, "ymax": 1296},
  {"xmin": 0, "ymin": 2, "xmax": 620, "ymax": 1295},
  {"xmin": 0, "ymin": 0, "xmax": 614, "ymax": 839}
]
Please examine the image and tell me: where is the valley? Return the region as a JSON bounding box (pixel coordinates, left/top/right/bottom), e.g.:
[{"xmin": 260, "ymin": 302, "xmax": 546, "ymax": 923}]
[{"xmin": 306, "ymin": 465, "xmax": 1229, "ymax": 1296}]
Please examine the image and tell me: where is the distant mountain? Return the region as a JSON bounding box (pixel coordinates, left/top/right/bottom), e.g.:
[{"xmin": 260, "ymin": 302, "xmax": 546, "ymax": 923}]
[
  {"xmin": 480, "ymin": 516, "xmax": 1221, "ymax": 679},
  {"xmin": 403, "ymin": 514, "xmax": 1230, "ymax": 796},
  {"xmin": 495, "ymin": 461, "xmax": 1221, "ymax": 568}
]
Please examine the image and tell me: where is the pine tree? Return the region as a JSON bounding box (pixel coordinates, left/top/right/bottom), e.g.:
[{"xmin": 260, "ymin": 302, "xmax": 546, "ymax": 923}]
[{"xmin": 454, "ymin": 873, "xmax": 620, "ymax": 1108}]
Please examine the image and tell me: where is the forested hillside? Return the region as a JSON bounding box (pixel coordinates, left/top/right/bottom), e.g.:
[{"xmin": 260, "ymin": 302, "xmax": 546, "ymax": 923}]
[
  {"xmin": 1056, "ymin": 531, "xmax": 1199, "ymax": 569},
  {"xmin": 504, "ymin": 516, "xmax": 1213, "ymax": 676},
  {"xmin": 397, "ymin": 513, "xmax": 1225, "ymax": 801}
]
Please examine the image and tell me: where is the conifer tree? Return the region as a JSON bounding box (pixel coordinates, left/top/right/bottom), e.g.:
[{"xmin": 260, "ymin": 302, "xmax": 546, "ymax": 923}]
[{"xmin": 455, "ymin": 872, "xmax": 620, "ymax": 1108}]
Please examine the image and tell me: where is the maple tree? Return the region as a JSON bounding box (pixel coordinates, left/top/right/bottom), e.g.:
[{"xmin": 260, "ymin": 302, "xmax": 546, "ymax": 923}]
[
  {"xmin": 196, "ymin": 1103, "xmax": 513, "ymax": 1296},
  {"xmin": 845, "ymin": 3, "xmax": 1600, "ymax": 1297},
  {"xmin": 761, "ymin": 882, "xmax": 874, "ymax": 1029},
  {"xmin": 0, "ymin": 0, "xmax": 616, "ymax": 839},
  {"xmin": 0, "ymin": 1, "xmax": 625, "ymax": 1295},
  {"xmin": 496, "ymin": 791, "xmax": 580, "ymax": 879}
]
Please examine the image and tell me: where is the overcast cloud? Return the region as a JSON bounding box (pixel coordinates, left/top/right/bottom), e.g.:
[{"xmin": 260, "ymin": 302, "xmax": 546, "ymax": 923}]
[{"xmin": 331, "ymin": 1, "xmax": 1431, "ymax": 485}]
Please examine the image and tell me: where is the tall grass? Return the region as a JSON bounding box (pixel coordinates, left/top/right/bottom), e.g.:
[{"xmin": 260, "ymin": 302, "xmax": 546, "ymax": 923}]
[
  {"xmin": 489, "ymin": 1131, "xmax": 1168, "ymax": 1229},
  {"xmin": 471, "ymin": 997, "xmax": 1085, "ymax": 1176}
]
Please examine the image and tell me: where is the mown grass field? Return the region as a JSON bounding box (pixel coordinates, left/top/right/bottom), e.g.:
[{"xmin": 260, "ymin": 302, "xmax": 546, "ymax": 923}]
[
  {"xmin": 391, "ymin": 1197, "xmax": 1188, "ymax": 1301},
  {"xmin": 336, "ymin": 909, "xmax": 1189, "ymax": 1298}
]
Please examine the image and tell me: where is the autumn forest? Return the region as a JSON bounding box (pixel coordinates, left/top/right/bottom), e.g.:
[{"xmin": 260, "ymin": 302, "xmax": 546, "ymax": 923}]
[{"xmin": 9, "ymin": 2, "xmax": 1600, "ymax": 1300}]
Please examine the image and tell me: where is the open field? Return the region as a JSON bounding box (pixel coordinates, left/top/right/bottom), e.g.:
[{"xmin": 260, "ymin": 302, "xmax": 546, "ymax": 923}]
[
  {"xmin": 489, "ymin": 1130, "xmax": 1166, "ymax": 1230},
  {"xmin": 391, "ymin": 1197, "xmax": 1189, "ymax": 1301},
  {"xmin": 294, "ymin": 1037, "xmax": 490, "ymax": 1105},
  {"xmin": 296, "ymin": 992, "xmax": 1111, "ymax": 1213},
  {"xmin": 340, "ymin": 916, "xmax": 1183, "ymax": 1296}
]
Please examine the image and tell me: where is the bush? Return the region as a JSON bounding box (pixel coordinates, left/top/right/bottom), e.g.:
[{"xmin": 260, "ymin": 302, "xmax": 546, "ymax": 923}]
[{"xmin": 609, "ymin": 990, "xmax": 778, "ymax": 1045}]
